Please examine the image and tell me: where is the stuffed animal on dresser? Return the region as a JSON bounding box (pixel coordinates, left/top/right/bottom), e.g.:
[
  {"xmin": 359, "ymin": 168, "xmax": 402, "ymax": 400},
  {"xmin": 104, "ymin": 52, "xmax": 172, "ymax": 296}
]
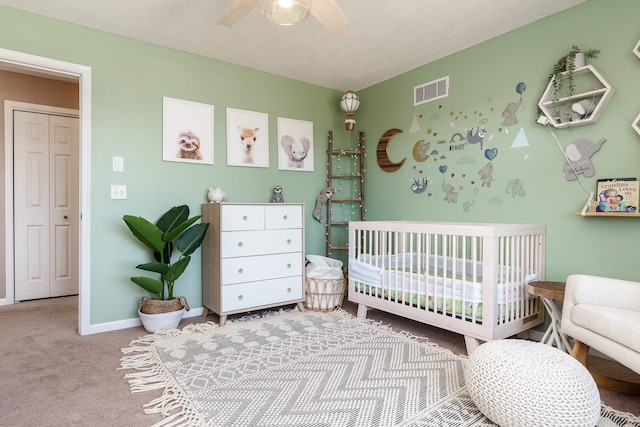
[
  {"xmin": 272, "ymin": 185, "xmax": 284, "ymax": 203},
  {"xmin": 313, "ymin": 187, "xmax": 335, "ymax": 222},
  {"xmin": 207, "ymin": 186, "xmax": 226, "ymax": 203}
]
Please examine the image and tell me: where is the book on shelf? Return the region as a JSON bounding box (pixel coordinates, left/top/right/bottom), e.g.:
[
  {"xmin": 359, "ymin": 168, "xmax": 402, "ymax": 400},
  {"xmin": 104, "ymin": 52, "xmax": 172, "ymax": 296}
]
[{"xmin": 595, "ymin": 178, "xmax": 638, "ymax": 213}]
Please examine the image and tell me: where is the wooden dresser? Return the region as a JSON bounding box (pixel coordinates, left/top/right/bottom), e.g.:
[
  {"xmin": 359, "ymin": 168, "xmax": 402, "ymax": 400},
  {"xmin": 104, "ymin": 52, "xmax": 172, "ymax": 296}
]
[{"xmin": 201, "ymin": 202, "xmax": 305, "ymax": 325}]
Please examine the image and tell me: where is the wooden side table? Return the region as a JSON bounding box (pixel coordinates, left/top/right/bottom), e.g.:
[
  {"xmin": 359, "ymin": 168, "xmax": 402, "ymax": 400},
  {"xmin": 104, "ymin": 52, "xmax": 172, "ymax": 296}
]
[{"xmin": 526, "ymin": 281, "xmax": 573, "ymax": 353}]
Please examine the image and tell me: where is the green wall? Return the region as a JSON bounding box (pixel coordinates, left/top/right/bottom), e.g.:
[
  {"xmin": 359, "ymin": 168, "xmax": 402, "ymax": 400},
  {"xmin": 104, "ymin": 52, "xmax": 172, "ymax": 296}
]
[
  {"xmin": 0, "ymin": 6, "xmax": 352, "ymax": 324},
  {"xmin": 358, "ymin": 0, "xmax": 640, "ymax": 285},
  {"xmin": 1, "ymin": 0, "xmax": 639, "ymax": 328}
]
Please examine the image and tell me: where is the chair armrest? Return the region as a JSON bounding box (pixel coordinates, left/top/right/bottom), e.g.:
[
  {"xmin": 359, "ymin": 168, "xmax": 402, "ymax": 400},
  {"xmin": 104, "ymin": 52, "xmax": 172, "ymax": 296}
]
[{"xmin": 563, "ymin": 274, "xmax": 640, "ymax": 313}]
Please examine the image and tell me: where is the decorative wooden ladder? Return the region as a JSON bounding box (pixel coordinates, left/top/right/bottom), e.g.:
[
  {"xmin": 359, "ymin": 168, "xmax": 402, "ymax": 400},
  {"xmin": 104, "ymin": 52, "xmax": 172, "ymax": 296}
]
[{"xmin": 326, "ymin": 130, "xmax": 365, "ymax": 259}]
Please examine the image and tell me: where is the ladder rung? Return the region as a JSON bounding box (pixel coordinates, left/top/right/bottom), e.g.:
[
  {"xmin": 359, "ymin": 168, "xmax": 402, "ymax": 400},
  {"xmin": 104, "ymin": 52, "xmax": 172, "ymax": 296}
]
[
  {"xmin": 329, "ymin": 221, "xmax": 349, "ymax": 226},
  {"xmin": 330, "ymin": 149, "xmax": 362, "ymax": 155},
  {"xmin": 331, "ymin": 173, "xmax": 361, "ymax": 178},
  {"xmin": 329, "ymin": 245, "xmax": 349, "ymax": 251},
  {"xmin": 331, "ymin": 198, "xmax": 362, "ymax": 202}
]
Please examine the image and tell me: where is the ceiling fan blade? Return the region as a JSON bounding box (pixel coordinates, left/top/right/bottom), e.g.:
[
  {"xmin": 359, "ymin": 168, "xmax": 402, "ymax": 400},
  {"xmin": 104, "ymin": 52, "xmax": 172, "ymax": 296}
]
[
  {"xmin": 311, "ymin": 0, "xmax": 351, "ymax": 35},
  {"xmin": 217, "ymin": 0, "xmax": 260, "ymax": 27}
]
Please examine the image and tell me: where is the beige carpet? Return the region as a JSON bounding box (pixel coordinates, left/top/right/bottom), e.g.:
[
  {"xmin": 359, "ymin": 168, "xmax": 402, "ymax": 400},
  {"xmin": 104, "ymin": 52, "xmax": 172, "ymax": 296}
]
[{"xmin": 0, "ymin": 296, "xmax": 638, "ymax": 426}]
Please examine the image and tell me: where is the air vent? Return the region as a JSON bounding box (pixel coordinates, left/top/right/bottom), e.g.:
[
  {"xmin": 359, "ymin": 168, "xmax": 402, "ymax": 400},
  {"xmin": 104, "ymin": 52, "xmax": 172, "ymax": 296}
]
[{"xmin": 414, "ymin": 76, "xmax": 449, "ymax": 106}]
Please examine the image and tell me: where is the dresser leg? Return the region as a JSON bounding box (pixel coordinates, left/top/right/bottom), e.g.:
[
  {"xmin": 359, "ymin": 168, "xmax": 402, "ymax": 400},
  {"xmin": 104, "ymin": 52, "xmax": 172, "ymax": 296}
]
[
  {"xmin": 202, "ymin": 307, "xmax": 209, "ymax": 317},
  {"xmin": 296, "ymin": 302, "xmax": 306, "ymax": 312},
  {"xmin": 219, "ymin": 315, "xmax": 227, "ymax": 327}
]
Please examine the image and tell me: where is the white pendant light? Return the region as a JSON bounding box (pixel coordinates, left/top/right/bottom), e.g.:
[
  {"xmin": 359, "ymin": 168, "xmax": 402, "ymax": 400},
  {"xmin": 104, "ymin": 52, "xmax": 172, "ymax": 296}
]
[{"xmin": 261, "ymin": 0, "xmax": 312, "ymax": 26}]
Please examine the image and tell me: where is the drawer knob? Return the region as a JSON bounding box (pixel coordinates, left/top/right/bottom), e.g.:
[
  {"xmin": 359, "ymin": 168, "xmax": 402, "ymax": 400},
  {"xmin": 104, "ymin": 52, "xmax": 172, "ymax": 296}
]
[
  {"xmin": 238, "ymin": 268, "xmax": 244, "ymax": 274},
  {"xmin": 238, "ymin": 241, "xmax": 243, "ymax": 247},
  {"xmin": 238, "ymin": 294, "xmax": 244, "ymax": 300},
  {"xmin": 287, "ymin": 239, "xmax": 291, "ymax": 244},
  {"xmin": 242, "ymin": 215, "xmax": 248, "ymax": 221},
  {"xmin": 283, "ymin": 214, "xmax": 288, "ymax": 220},
  {"xmin": 287, "ymin": 287, "xmax": 292, "ymax": 292},
  {"xmin": 287, "ymin": 263, "xmax": 292, "ymax": 268}
]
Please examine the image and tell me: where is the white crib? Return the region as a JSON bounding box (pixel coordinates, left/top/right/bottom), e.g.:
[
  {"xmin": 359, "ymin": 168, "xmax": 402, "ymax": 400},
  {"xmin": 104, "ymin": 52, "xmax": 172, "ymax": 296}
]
[{"xmin": 348, "ymin": 221, "xmax": 546, "ymax": 354}]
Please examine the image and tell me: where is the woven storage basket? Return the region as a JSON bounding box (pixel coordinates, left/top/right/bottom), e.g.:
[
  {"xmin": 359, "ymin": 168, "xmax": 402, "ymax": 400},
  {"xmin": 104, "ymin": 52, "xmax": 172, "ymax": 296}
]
[
  {"xmin": 305, "ymin": 273, "xmax": 347, "ymax": 312},
  {"xmin": 139, "ymin": 296, "xmax": 190, "ymax": 314}
]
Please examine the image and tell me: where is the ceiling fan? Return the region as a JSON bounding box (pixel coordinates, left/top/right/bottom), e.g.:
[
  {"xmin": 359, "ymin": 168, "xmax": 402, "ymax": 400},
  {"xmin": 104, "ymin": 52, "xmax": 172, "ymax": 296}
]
[{"xmin": 217, "ymin": 0, "xmax": 351, "ymax": 35}]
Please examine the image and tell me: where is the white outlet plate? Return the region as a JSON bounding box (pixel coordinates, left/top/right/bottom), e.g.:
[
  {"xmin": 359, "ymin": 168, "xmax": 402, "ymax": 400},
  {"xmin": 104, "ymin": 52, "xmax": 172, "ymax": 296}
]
[{"xmin": 111, "ymin": 184, "xmax": 127, "ymax": 199}]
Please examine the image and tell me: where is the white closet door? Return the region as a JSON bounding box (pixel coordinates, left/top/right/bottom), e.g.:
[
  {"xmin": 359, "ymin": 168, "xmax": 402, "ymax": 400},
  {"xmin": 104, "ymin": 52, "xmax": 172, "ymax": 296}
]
[{"xmin": 14, "ymin": 111, "xmax": 79, "ymax": 301}]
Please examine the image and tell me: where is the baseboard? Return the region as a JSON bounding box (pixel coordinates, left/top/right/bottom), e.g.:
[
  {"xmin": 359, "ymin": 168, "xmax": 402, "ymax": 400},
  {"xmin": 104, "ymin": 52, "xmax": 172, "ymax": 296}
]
[{"xmin": 84, "ymin": 306, "xmax": 206, "ymax": 335}]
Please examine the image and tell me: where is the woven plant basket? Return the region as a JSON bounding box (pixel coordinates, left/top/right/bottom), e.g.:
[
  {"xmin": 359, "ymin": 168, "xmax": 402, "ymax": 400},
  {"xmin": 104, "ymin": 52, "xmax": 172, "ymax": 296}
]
[
  {"xmin": 305, "ymin": 273, "xmax": 347, "ymax": 312},
  {"xmin": 139, "ymin": 296, "xmax": 190, "ymax": 314}
]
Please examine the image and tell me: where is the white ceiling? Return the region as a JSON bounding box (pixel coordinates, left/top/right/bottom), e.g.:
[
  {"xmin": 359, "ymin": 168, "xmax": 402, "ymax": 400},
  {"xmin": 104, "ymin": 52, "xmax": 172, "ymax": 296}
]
[{"xmin": 0, "ymin": 0, "xmax": 585, "ymax": 91}]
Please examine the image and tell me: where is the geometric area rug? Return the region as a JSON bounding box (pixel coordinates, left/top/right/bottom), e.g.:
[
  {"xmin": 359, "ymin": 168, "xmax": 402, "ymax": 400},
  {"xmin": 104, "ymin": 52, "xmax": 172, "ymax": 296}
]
[{"xmin": 120, "ymin": 309, "xmax": 640, "ymax": 427}]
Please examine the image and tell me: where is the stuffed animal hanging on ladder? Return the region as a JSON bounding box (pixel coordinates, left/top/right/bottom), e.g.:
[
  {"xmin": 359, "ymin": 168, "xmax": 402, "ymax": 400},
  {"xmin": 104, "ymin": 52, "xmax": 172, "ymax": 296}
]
[{"xmin": 313, "ymin": 187, "xmax": 335, "ymax": 222}]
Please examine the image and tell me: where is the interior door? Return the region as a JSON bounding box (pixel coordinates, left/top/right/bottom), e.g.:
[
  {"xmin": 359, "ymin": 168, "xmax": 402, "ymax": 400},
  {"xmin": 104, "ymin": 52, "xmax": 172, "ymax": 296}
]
[{"xmin": 13, "ymin": 111, "xmax": 79, "ymax": 301}]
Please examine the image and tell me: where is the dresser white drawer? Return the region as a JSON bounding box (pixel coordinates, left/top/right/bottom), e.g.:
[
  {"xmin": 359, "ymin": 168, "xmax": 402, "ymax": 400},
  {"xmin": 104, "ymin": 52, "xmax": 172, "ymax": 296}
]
[
  {"xmin": 221, "ymin": 252, "xmax": 303, "ymax": 285},
  {"xmin": 265, "ymin": 204, "xmax": 302, "ymax": 229},
  {"xmin": 220, "ymin": 276, "xmax": 303, "ymax": 312},
  {"xmin": 220, "ymin": 205, "xmax": 264, "ymax": 231},
  {"xmin": 221, "ymin": 229, "xmax": 302, "ymax": 258}
]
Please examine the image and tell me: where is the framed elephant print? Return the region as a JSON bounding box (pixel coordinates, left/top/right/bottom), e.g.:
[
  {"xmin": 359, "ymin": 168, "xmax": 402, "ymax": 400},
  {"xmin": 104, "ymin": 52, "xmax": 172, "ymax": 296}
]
[{"xmin": 277, "ymin": 117, "xmax": 314, "ymax": 171}]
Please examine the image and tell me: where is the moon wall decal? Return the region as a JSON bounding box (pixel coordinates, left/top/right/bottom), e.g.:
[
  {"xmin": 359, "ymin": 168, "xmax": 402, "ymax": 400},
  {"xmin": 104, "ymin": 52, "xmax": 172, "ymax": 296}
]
[{"xmin": 377, "ymin": 128, "xmax": 406, "ymax": 172}]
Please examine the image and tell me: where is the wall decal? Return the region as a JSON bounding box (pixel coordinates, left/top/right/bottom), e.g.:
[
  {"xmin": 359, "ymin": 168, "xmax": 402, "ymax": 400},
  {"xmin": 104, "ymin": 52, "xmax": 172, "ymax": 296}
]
[
  {"xmin": 410, "ymin": 176, "xmax": 429, "ymax": 194},
  {"xmin": 466, "ymin": 127, "xmax": 487, "ymax": 149},
  {"xmin": 505, "ymin": 179, "xmax": 527, "ymax": 197},
  {"xmin": 511, "ymin": 127, "xmax": 530, "ymax": 149},
  {"xmin": 377, "ymin": 128, "xmax": 406, "ymax": 172},
  {"xmin": 563, "ymin": 138, "xmax": 606, "ymax": 181},
  {"xmin": 463, "ymin": 187, "xmax": 480, "ymax": 212},
  {"xmin": 484, "ymin": 148, "xmax": 498, "ymax": 161},
  {"xmin": 412, "ymin": 140, "xmax": 430, "ymax": 162},
  {"xmin": 501, "ymin": 97, "xmax": 523, "ymax": 126},
  {"xmin": 478, "ymin": 162, "xmax": 494, "ymax": 187},
  {"xmin": 410, "ymin": 115, "xmax": 421, "ymax": 133}
]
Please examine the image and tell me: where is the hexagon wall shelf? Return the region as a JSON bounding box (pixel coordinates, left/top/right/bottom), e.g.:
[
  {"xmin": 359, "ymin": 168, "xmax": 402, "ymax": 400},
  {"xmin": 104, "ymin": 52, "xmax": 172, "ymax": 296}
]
[
  {"xmin": 633, "ymin": 112, "xmax": 640, "ymax": 136},
  {"xmin": 538, "ymin": 65, "xmax": 615, "ymax": 128}
]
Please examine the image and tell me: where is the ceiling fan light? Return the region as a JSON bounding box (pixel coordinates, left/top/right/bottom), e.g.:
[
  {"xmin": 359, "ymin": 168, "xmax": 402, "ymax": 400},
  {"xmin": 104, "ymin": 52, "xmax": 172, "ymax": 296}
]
[{"xmin": 261, "ymin": 0, "xmax": 312, "ymax": 26}]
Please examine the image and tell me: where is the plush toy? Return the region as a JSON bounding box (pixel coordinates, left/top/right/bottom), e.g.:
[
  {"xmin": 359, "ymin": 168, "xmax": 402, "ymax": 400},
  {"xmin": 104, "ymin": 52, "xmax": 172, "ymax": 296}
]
[
  {"xmin": 559, "ymin": 99, "xmax": 596, "ymax": 124},
  {"xmin": 272, "ymin": 185, "xmax": 284, "ymax": 203},
  {"xmin": 207, "ymin": 186, "xmax": 226, "ymax": 203},
  {"xmin": 313, "ymin": 187, "xmax": 335, "ymax": 222},
  {"xmin": 572, "ymin": 99, "xmax": 596, "ymax": 119}
]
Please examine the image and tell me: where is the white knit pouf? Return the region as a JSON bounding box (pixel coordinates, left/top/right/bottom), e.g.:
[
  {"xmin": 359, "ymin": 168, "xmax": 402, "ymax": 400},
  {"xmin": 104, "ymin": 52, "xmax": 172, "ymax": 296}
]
[{"xmin": 465, "ymin": 339, "xmax": 600, "ymax": 427}]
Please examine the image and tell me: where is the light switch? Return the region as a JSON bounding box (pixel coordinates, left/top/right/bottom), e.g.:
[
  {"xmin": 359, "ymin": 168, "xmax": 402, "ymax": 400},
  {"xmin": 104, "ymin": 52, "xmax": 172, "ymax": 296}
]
[
  {"xmin": 112, "ymin": 156, "xmax": 124, "ymax": 172},
  {"xmin": 111, "ymin": 185, "xmax": 127, "ymax": 199}
]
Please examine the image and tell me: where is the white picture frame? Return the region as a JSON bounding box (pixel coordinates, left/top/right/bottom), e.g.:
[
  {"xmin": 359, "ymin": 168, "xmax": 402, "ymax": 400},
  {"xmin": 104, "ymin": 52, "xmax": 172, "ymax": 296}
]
[
  {"xmin": 162, "ymin": 96, "xmax": 214, "ymax": 164},
  {"xmin": 277, "ymin": 117, "xmax": 314, "ymax": 171},
  {"xmin": 226, "ymin": 108, "xmax": 269, "ymax": 168}
]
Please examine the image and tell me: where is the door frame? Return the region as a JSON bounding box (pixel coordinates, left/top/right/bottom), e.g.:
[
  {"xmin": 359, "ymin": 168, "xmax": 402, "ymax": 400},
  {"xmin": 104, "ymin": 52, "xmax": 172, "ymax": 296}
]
[{"xmin": 0, "ymin": 48, "xmax": 92, "ymax": 335}]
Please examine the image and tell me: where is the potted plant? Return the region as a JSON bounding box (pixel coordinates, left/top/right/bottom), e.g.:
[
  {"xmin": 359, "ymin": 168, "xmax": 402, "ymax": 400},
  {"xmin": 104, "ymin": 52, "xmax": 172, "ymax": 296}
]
[
  {"xmin": 123, "ymin": 205, "xmax": 209, "ymax": 333},
  {"xmin": 548, "ymin": 45, "xmax": 600, "ymax": 99}
]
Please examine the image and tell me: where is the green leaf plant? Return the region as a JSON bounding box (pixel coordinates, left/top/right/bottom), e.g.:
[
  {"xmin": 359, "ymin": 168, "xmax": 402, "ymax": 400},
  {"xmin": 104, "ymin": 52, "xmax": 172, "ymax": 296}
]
[
  {"xmin": 549, "ymin": 45, "xmax": 600, "ymax": 100},
  {"xmin": 123, "ymin": 205, "xmax": 209, "ymax": 300}
]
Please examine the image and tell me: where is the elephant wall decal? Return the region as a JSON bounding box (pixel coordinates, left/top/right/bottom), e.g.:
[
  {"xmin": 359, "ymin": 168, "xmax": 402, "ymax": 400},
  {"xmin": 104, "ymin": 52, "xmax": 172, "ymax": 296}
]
[{"xmin": 563, "ymin": 138, "xmax": 606, "ymax": 181}]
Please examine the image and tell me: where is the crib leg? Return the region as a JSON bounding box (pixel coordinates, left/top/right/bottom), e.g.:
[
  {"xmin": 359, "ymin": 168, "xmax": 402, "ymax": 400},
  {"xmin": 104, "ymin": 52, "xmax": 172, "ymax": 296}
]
[
  {"xmin": 356, "ymin": 304, "xmax": 368, "ymax": 319},
  {"xmin": 464, "ymin": 336, "xmax": 482, "ymax": 355}
]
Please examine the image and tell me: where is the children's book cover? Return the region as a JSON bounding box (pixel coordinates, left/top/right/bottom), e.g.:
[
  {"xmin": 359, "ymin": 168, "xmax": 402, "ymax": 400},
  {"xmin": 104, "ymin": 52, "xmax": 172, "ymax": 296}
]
[{"xmin": 596, "ymin": 178, "xmax": 638, "ymax": 213}]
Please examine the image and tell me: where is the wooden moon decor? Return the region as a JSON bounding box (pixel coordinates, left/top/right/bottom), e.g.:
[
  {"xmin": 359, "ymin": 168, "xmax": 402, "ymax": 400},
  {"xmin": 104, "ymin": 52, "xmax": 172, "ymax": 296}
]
[{"xmin": 377, "ymin": 128, "xmax": 406, "ymax": 172}]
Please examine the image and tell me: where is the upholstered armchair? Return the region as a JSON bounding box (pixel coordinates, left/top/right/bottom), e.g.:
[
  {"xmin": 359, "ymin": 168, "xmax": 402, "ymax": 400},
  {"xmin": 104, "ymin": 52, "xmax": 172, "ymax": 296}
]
[{"xmin": 561, "ymin": 274, "xmax": 640, "ymax": 394}]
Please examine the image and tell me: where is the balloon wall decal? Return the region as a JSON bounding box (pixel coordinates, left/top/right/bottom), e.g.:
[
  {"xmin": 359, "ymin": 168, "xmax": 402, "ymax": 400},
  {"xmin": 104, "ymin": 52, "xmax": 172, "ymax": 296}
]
[
  {"xmin": 439, "ymin": 165, "xmax": 447, "ymax": 174},
  {"xmin": 377, "ymin": 128, "xmax": 406, "ymax": 172},
  {"xmin": 484, "ymin": 148, "xmax": 498, "ymax": 161}
]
